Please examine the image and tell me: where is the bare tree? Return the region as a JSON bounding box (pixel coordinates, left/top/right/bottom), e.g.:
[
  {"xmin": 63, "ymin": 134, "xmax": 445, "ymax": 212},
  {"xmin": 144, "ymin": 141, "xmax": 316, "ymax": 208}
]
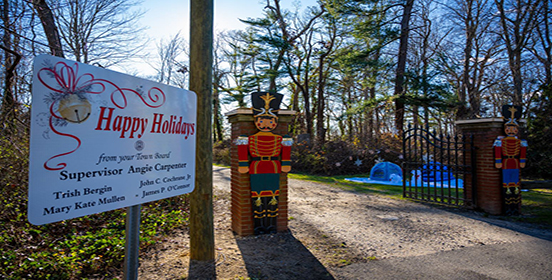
[
  {"xmin": 409, "ymin": 0, "xmax": 443, "ymax": 122},
  {"xmin": 52, "ymin": 0, "xmax": 147, "ymax": 67},
  {"xmin": 154, "ymin": 32, "xmax": 188, "ymax": 88},
  {"xmin": 494, "ymin": 0, "xmax": 540, "ymax": 106},
  {"xmin": 279, "ymin": 4, "xmax": 325, "ymax": 139},
  {"xmin": 442, "ymin": 0, "xmax": 502, "ymax": 118},
  {"xmin": 315, "ymin": 19, "xmax": 338, "ymax": 147},
  {"xmin": 212, "ymin": 33, "xmax": 225, "ymax": 142},
  {"xmin": 1, "ymin": 0, "xmax": 22, "ymax": 123},
  {"xmin": 285, "ymin": 26, "xmax": 316, "ymax": 138},
  {"xmin": 528, "ymin": 0, "xmax": 551, "ymax": 86}
]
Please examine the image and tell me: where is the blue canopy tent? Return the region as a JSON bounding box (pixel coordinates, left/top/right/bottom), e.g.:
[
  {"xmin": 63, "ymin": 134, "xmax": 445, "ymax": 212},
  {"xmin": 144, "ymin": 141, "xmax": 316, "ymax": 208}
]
[
  {"xmin": 345, "ymin": 162, "xmax": 403, "ymax": 185},
  {"xmin": 370, "ymin": 162, "xmax": 403, "ymax": 182}
]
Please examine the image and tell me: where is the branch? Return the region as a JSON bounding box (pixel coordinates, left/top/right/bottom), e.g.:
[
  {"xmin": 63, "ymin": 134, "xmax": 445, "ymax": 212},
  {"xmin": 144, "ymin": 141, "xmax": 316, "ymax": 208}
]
[{"xmin": 0, "ymin": 45, "xmax": 22, "ymax": 74}]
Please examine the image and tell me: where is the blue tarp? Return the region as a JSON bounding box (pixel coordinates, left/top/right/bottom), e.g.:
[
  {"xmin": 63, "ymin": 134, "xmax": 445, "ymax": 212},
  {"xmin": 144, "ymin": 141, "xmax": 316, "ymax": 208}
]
[
  {"xmin": 409, "ymin": 169, "xmax": 463, "ymax": 188},
  {"xmin": 345, "ymin": 177, "xmax": 403, "ymax": 186},
  {"xmin": 344, "ymin": 161, "xmax": 403, "ymax": 186},
  {"xmin": 421, "ymin": 161, "xmax": 455, "ymax": 182},
  {"xmin": 345, "ymin": 161, "xmax": 463, "ymax": 188}
]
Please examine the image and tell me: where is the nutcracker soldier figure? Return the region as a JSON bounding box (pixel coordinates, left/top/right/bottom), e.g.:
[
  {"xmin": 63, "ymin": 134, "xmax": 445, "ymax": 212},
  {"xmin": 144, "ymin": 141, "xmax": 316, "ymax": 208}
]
[
  {"xmin": 236, "ymin": 92, "xmax": 293, "ymax": 234},
  {"xmin": 493, "ymin": 105, "xmax": 528, "ymax": 215}
]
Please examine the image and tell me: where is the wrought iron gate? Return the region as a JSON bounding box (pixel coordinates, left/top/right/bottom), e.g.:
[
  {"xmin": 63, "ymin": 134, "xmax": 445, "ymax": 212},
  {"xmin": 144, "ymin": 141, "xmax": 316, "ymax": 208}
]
[{"xmin": 402, "ymin": 124, "xmax": 476, "ymax": 206}]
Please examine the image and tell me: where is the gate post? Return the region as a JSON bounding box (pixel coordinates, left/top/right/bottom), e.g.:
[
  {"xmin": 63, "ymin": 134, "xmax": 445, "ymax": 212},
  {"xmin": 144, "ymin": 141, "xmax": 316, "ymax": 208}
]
[
  {"xmin": 226, "ymin": 108, "xmax": 295, "ymax": 236},
  {"xmin": 456, "ymin": 118, "xmax": 504, "ymax": 215}
]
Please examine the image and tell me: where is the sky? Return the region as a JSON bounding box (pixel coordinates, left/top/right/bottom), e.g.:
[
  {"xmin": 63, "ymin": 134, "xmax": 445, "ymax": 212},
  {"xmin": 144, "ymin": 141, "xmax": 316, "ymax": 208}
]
[
  {"xmin": 134, "ymin": 0, "xmax": 319, "ymax": 76},
  {"xmin": 141, "ymin": 0, "xmax": 319, "ymax": 40}
]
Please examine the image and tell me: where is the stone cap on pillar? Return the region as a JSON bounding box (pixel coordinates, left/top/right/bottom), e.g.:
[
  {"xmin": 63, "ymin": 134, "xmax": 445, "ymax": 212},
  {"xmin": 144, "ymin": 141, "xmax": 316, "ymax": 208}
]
[
  {"xmin": 455, "ymin": 118, "xmax": 504, "ymax": 130},
  {"xmin": 455, "ymin": 118, "xmax": 526, "ymax": 130},
  {"xmin": 226, "ymin": 108, "xmax": 296, "ymax": 123}
]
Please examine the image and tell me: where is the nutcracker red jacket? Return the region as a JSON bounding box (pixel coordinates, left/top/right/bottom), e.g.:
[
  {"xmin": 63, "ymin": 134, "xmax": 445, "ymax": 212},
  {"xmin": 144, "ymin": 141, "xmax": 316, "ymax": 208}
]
[{"xmin": 237, "ymin": 132, "xmax": 292, "ymax": 174}]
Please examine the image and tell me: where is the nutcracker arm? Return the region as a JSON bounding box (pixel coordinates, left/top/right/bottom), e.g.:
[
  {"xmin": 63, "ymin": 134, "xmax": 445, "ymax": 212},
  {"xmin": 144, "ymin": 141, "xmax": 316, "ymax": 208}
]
[
  {"xmin": 493, "ymin": 137, "xmax": 503, "ymax": 169},
  {"xmin": 236, "ymin": 135, "xmax": 250, "ymax": 173},
  {"xmin": 520, "ymin": 139, "xmax": 528, "ymax": 168},
  {"xmin": 281, "ymin": 135, "xmax": 293, "ymax": 172}
]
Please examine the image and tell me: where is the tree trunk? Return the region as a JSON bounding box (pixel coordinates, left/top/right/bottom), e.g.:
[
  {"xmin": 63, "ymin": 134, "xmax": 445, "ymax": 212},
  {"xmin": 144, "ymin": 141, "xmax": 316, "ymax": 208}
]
[
  {"xmin": 360, "ymin": 82, "xmax": 368, "ymax": 143},
  {"xmin": 32, "ymin": 0, "xmax": 64, "ymax": 58},
  {"xmin": 368, "ymin": 86, "xmax": 376, "ymax": 143},
  {"xmin": 303, "ymin": 89, "xmax": 313, "ymax": 137},
  {"xmin": 315, "ymin": 52, "xmax": 328, "ymax": 147},
  {"xmin": 536, "ymin": 1, "xmax": 552, "ymax": 85},
  {"xmin": 394, "ymin": 0, "xmax": 415, "ymax": 135},
  {"xmin": 299, "ymin": 42, "xmax": 313, "ymax": 139},
  {"xmin": 345, "ymin": 86, "xmax": 353, "ymax": 142},
  {"xmin": 510, "ymin": 52, "xmax": 524, "ymax": 106},
  {"xmin": 1, "ymin": 0, "xmax": 19, "ymax": 123},
  {"xmin": 458, "ymin": 0, "xmax": 475, "ymax": 119},
  {"xmin": 212, "ymin": 87, "xmax": 223, "ymax": 142},
  {"xmin": 0, "ymin": 47, "xmax": 19, "ymax": 124}
]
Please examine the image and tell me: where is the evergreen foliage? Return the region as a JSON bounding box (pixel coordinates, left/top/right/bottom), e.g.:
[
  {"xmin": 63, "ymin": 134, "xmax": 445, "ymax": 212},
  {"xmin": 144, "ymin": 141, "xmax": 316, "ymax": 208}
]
[{"xmin": 526, "ymin": 84, "xmax": 552, "ymax": 179}]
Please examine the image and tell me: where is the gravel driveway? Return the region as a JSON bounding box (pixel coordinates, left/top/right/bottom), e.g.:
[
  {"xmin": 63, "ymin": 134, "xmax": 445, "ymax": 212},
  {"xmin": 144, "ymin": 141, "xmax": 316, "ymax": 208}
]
[
  {"xmin": 288, "ymin": 176, "xmax": 552, "ymax": 279},
  {"xmin": 138, "ymin": 166, "xmax": 552, "ymax": 279},
  {"xmin": 288, "ymin": 178, "xmax": 551, "ymax": 260}
]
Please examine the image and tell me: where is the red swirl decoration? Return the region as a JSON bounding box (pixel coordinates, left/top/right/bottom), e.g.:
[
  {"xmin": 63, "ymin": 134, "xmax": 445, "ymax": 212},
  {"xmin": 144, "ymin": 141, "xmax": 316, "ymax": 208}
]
[{"xmin": 38, "ymin": 61, "xmax": 166, "ymax": 170}]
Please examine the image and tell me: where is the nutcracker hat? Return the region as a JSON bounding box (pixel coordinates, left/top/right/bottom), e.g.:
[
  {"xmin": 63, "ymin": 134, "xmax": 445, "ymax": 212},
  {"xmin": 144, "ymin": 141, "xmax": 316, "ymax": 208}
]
[
  {"xmin": 501, "ymin": 105, "xmax": 522, "ymax": 126},
  {"xmin": 251, "ymin": 91, "xmax": 283, "ymax": 119}
]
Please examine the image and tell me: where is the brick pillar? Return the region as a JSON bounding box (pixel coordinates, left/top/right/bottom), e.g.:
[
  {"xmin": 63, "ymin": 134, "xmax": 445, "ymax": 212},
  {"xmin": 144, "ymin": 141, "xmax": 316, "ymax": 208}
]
[
  {"xmin": 456, "ymin": 118, "xmax": 504, "ymax": 215},
  {"xmin": 226, "ymin": 108, "xmax": 295, "ymax": 236}
]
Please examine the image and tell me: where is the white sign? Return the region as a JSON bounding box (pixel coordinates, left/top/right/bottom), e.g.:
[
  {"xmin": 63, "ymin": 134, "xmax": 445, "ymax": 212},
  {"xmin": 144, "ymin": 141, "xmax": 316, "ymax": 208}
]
[{"xmin": 28, "ymin": 55, "xmax": 197, "ymax": 225}]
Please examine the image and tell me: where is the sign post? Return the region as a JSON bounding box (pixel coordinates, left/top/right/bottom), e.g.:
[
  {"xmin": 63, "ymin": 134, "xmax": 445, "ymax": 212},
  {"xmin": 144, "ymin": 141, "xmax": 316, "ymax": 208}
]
[
  {"xmin": 124, "ymin": 204, "xmax": 141, "ymax": 279},
  {"xmin": 28, "ymin": 54, "xmax": 197, "ymax": 278}
]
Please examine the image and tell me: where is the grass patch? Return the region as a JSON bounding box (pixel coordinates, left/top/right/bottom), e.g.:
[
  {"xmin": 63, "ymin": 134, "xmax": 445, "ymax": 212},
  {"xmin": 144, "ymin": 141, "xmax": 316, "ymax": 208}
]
[
  {"xmin": 517, "ymin": 189, "xmax": 552, "ymax": 227},
  {"xmin": 403, "ymin": 185, "xmax": 465, "ymax": 205},
  {"xmin": 338, "ymin": 259, "xmax": 352, "ymax": 266},
  {"xmin": 288, "ymin": 173, "xmax": 403, "ymax": 199}
]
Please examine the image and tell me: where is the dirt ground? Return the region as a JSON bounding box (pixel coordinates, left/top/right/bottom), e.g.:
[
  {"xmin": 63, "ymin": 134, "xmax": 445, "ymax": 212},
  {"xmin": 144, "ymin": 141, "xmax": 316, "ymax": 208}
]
[{"xmin": 135, "ymin": 166, "xmax": 552, "ymax": 280}]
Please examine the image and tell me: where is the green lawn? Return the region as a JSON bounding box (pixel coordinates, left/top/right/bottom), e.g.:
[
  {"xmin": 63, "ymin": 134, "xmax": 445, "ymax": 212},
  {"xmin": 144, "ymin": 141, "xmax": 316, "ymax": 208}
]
[
  {"xmin": 519, "ymin": 188, "xmax": 552, "ymax": 227},
  {"xmin": 289, "ymin": 173, "xmax": 404, "ymax": 199}
]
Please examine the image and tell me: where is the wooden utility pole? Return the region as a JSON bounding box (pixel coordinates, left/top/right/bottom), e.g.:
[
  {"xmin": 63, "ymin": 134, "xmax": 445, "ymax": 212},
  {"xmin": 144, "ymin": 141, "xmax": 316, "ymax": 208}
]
[{"xmin": 189, "ymin": 0, "xmax": 215, "ymax": 261}]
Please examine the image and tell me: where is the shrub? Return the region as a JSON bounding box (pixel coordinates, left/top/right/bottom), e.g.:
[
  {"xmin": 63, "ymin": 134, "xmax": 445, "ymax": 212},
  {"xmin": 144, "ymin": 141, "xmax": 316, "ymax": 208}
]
[
  {"xmin": 291, "ymin": 135, "xmax": 403, "ymax": 176},
  {"xmin": 213, "ymin": 139, "xmax": 231, "ymax": 166}
]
